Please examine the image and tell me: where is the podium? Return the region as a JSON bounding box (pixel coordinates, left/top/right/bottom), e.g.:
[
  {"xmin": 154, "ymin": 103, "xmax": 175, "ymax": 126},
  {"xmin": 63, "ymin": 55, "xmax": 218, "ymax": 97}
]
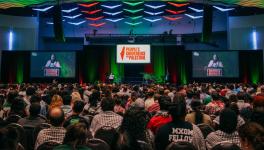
[
  {"xmin": 44, "ymin": 67, "xmax": 60, "ymax": 77},
  {"xmin": 207, "ymin": 68, "xmax": 222, "ymax": 77}
]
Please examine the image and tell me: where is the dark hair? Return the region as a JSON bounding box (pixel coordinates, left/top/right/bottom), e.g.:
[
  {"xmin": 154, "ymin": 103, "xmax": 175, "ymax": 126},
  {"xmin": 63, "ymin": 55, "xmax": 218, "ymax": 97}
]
[
  {"xmin": 186, "ymin": 90, "xmax": 193, "ymax": 99},
  {"xmin": 48, "ymin": 108, "xmax": 65, "ymax": 127},
  {"xmin": 118, "ymin": 108, "xmax": 149, "ymax": 150},
  {"xmin": 7, "ymin": 90, "xmax": 18, "ymax": 104},
  {"xmin": 101, "ymin": 97, "xmax": 115, "ymax": 111},
  {"xmin": 237, "ymin": 92, "xmax": 245, "ymax": 100},
  {"xmin": 229, "ymin": 94, "xmax": 238, "ymax": 103},
  {"xmin": 0, "ymin": 127, "xmax": 19, "ymax": 150},
  {"xmin": 72, "ymin": 100, "xmax": 85, "ymax": 114},
  {"xmin": 238, "ymin": 122, "xmax": 264, "ymax": 150},
  {"xmin": 26, "ymin": 87, "xmax": 36, "ymax": 96},
  {"xmin": 10, "ymin": 97, "xmax": 26, "ymax": 117},
  {"xmin": 219, "ymin": 108, "xmax": 237, "ymax": 134},
  {"xmin": 63, "ymin": 95, "xmax": 72, "ymax": 105},
  {"xmin": 30, "ymin": 94, "xmax": 41, "ymax": 104},
  {"xmin": 191, "ymin": 100, "xmax": 203, "ymax": 125},
  {"xmin": 159, "ymin": 96, "xmax": 171, "ymax": 111},
  {"xmin": 63, "ymin": 123, "xmax": 88, "ymax": 146},
  {"xmin": 147, "ymin": 90, "xmax": 154, "ymax": 97},
  {"xmin": 169, "ymin": 94, "xmax": 187, "ymax": 122},
  {"xmin": 29, "ymin": 103, "xmax": 41, "ymax": 117},
  {"xmin": 211, "ymin": 92, "xmax": 219, "ymax": 101},
  {"xmin": 166, "ymin": 142, "xmax": 197, "ymax": 150},
  {"xmin": 228, "ymin": 102, "xmax": 239, "ymax": 115},
  {"xmin": 89, "ymin": 91, "xmax": 100, "ymax": 107}
]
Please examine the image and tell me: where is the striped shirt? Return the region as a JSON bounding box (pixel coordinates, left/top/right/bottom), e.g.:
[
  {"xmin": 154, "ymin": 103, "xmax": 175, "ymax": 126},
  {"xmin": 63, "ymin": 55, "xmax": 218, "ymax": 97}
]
[
  {"xmin": 34, "ymin": 127, "xmax": 66, "ymax": 150},
  {"xmin": 206, "ymin": 130, "xmax": 241, "ymax": 150}
]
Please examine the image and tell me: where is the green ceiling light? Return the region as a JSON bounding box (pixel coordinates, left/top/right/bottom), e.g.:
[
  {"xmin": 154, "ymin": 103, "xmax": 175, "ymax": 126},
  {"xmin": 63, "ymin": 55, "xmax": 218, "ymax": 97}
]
[
  {"xmin": 125, "ymin": 21, "xmax": 142, "ymax": 26},
  {"xmin": 129, "ymin": 15, "xmax": 143, "ymax": 20},
  {"xmin": 123, "ymin": 8, "xmax": 143, "ymax": 13},
  {"xmin": 123, "ymin": 1, "xmax": 144, "ymax": 6}
]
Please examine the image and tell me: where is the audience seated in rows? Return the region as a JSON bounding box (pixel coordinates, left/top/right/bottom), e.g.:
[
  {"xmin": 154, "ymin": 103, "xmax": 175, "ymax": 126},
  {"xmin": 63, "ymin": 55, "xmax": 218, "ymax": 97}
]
[{"xmin": 0, "ymin": 82, "xmax": 263, "ymax": 150}]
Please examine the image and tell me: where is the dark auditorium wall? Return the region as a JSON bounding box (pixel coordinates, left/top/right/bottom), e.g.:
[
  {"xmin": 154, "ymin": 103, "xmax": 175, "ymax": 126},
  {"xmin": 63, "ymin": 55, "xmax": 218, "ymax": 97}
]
[{"xmin": 1, "ymin": 51, "xmax": 30, "ymax": 83}]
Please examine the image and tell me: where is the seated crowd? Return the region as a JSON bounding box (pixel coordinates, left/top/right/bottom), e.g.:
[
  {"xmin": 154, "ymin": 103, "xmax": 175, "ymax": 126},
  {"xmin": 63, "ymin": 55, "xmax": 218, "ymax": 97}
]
[{"xmin": 0, "ymin": 83, "xmax": 264, "ymax": 150}]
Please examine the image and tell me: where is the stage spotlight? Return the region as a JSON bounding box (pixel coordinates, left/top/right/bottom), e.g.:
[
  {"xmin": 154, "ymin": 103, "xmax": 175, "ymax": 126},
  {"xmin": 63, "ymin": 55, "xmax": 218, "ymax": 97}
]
[{"xmin": 128, "ymin": 36, "xmax": 135, "ymax": 43}]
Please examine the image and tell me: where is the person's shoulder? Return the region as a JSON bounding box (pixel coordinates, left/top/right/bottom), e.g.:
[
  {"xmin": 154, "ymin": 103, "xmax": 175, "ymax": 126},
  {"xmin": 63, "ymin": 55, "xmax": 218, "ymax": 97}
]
[{"xmin": 53, "ymin": 144, "xmax": 71, "ymax": 150}]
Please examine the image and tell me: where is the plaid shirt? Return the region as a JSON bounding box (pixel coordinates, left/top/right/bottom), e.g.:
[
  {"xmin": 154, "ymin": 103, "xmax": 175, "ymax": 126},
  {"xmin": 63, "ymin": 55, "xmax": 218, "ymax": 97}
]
[
  {"xmin": 206, "ymin": 130, "xmax": 241, "ymax": 150},
  {"xmin": 34, "ymin": 126, "xmax": 66, "ymax": 150},
  {"xmin": 90, "ymin": 111, "xmax": 123, "ymax": 134},
  {"xmin": 205, "ymin": 101, "xmax": 225, "ymax": 116}
]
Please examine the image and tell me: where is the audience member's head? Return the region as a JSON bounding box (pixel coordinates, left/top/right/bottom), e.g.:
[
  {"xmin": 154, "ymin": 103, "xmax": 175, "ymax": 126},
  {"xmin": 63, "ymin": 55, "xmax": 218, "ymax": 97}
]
[
  {"xmin": 238, "ymin": 122, "xmax": 264, "ymax": 150},
  {"xmin": 253, "ymin": 96, "xmax": 264, "ymax": 112},
  {"xmin": 30, "ymin": 94, "xmax": 41, "ymax": 104},
  {"xmin": 89, "ymin": 91, "xmax": 100, "ymax": 107},
  {"xmin": 159, "ymin": 96, "xmax": 171, "ymax": 111},
  {"xmin": 29, "ymin": 103, "xmax": 41, "ymax": 117},
  {"xmin": 169, "ymin": 96, "xmax": 187, "ymax": 122},
  {"xmin": 26, "ymin": 86, "xmax": 36, "ymax": 96},
  {"xmin": 6, "ymin": 90, "xmax": 18, "ymax": 104},
  {"xmin": 191, "ymin": 100, "xmax": 203, "ymax": 125},
  {"xmin": 48, "ymin": 107, "xmax": 65, "ymax": 127},
  {"xmin": 71, "ymin": 92, "xmax": 82, "ymax": 105},
  {"xmin": 62, "ymin": 95, "xmax": 72, "ymax": 106},
  {"xmin": 101, "ymin": 97, "xmax": 115, "ymax": 111},
  {"xmin": 211, "ymin": 92, "xmax": 220, "ymax": 101},
  {"xmin": 72, "ymin": 100, "xmax": 85, "ymax": 114},
  {"xmin": 10, "ymin": 97, "xmax": 26, "ymax": 117},
  {"xmin": 63, "ymin": 123, "xmax": 88, "ymax": 146},
  {"xmin": 219, "ymin": 108, "xmax": 238, "ymax": 134},
  {"xmin": 118, "ymin": 108, "xmax": 149, "ymax": 150},
  {"xmin": 50, "ymin": 94, "xmax": 63, "ymax": 109}
]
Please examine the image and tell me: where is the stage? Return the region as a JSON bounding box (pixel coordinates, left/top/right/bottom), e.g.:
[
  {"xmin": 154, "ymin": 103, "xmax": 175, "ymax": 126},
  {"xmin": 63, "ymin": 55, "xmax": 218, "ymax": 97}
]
[{"xmin": 0, "ymin": 45, "xmax": 263, "ymax": 84}]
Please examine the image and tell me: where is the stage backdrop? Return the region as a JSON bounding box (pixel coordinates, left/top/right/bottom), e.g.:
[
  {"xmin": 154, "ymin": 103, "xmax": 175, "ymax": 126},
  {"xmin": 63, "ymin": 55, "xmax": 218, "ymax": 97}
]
[{"xmin": 0, "ymin": 48, "xmax": 263, "ymax": 84}]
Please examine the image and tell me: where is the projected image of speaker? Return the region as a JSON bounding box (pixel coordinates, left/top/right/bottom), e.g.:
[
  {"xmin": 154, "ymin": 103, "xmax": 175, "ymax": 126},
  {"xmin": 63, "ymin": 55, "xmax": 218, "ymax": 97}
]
[{"xmin": 53, "ymin": 3, "xmax": 65, "ymax": 42}]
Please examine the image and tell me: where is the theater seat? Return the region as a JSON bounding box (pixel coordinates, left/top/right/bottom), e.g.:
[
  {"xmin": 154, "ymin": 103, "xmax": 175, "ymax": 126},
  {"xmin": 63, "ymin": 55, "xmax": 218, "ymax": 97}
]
[
  {"xmin": 37, "ymin": 141, "xmax": 60, "ymax": 150},
  {"xmin": 165, "ymin": 141, "xmax": 196, "ymax": 150},
  {"xmin": 5, "ymin": 114, "xmax": 22, "ymax": 123},
  {"xmin": 6, "ymin": 123, "xmax": 26, "ymax": 146},
  {"xmin": 86, "ymin": 138, "xmax": 111, "ymax": 150},
  {"xmin": 211, "ymin": 141, "xmax": 241, "ymax": 150}
]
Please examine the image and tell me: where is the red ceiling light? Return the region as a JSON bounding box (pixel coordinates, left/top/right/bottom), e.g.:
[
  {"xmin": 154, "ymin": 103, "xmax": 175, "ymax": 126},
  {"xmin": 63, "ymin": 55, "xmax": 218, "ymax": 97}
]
[
  {"xmin": 78, "ymin": 2, "xmax": 99, "ymax": 8},
  {"xmin": 86, "ymin": 16, "xmax": 104, "ymax": 21},
  {"xmin": 165, "ymin": 9, "xmax": 186, "ymax": 15},
  {"xmin": 89, "ymin": 22, "xmax": 106, "ymax": 27},
  {"xmin": 82, "ymin": 9, "xmax": 102, "ymax": 15},
  {"xmin": 167, "ymin": 2, "xmax": 189, "ymax": 7},
  {"xmin": 163, "ymin": 16, "xmax": 182, "ymax": 21}
]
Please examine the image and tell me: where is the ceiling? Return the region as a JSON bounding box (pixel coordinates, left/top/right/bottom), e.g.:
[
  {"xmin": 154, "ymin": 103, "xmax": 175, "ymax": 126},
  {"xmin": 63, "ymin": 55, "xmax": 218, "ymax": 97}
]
[
  {"xmin": 0, "ymin": 0, "xmax": 263, "ymax": 9},
  {"xmin": 0, "ymin": 1, "xmax": 263, "ymax": 28}
]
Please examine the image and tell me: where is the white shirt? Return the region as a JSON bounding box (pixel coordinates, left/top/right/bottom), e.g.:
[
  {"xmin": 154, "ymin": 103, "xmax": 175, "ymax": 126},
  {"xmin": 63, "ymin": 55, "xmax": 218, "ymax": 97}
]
[
  {"xmin": 45, "ymin": 60, "xmax": 61, "ymax": 68},
  {"xmin": 208, "ymin": 60, "xmax": 223, "ymax": 68}
]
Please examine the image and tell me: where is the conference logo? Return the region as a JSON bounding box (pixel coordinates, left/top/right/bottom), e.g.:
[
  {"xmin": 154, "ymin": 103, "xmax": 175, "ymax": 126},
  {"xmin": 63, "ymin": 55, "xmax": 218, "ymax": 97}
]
[
  {"xmin": 120, "ymin": 46, "xmax": 146, "ymax": 61},
  {"xmin": 120, "ymin": 46, "xmax": 125, "ymax": 60}
]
